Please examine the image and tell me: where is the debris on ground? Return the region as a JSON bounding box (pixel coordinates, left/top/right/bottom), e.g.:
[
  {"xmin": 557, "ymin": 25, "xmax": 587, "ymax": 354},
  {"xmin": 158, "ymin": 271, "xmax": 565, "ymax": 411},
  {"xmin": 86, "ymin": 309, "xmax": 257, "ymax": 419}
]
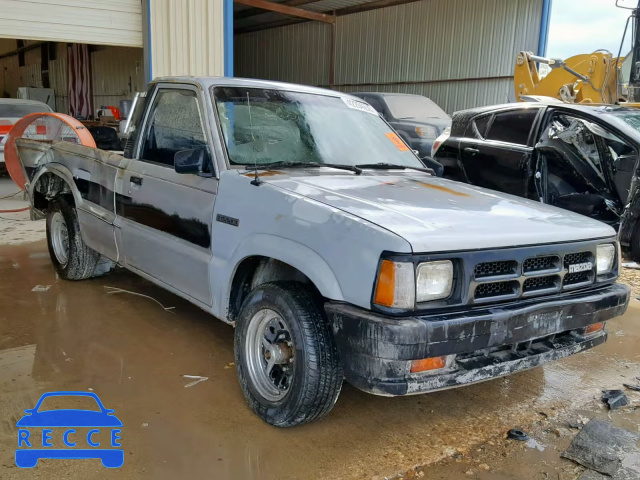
[
  {"xmin": 622, "ymin": 261, "xmax": 640, "ymax": 269},
  {"xmin": 31, "ymin": 285, "xmax": 51, "ymax": 292},
  {"xmin": 577, "ymin": 470, "xmax": 609, "ymax": 480},
  {"xmin": 623, "ymin": 383, "xmax": 640, "ymax": 392},
  {"xmin": 104, "ymin": 286, "xmax": 175, "ymax": 312},
  {"xmin": 182, "ymin": 375, "xmax": 209, "ymax": 388},
  {"xmin": 224, "ymin": 362, "xmax": 235, "ymax": 369},
  {"xmin": 507, "ymin": 428, "xmax": 529, "ymax": 441},
  {"xmin": 601, "ymin": 390, "xmax": 629, "ymax": 410},
  {"xmin": 561, "ymin": 419, "xmax": 640, "ymax": 477}
]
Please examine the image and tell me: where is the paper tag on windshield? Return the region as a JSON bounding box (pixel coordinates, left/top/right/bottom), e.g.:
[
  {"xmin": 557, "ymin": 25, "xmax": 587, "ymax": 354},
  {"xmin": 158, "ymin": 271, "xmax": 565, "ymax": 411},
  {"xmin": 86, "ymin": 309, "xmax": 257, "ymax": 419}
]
[
  {"xmin": 385, "ymin": 132, "xmax": 410, "ymax": 151},
  {"xmin": 342, "ymin": 97, "xmax": 378, "ymax": 115}
]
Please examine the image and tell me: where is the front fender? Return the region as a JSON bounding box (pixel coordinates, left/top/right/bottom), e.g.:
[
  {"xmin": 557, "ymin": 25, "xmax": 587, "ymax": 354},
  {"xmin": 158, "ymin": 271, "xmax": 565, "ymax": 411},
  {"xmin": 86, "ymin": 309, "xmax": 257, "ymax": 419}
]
[{"xmin": 213, "ymin": 234, "xmax": 344, "ymax": 320}]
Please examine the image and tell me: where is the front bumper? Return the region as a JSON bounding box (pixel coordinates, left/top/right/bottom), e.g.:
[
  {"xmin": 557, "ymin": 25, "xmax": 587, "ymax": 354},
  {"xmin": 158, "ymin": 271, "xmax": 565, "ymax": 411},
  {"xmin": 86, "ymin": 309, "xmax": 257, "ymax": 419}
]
[{"xmin": 326, "ymin": 283, "xmax": 629, "ymax": 396}]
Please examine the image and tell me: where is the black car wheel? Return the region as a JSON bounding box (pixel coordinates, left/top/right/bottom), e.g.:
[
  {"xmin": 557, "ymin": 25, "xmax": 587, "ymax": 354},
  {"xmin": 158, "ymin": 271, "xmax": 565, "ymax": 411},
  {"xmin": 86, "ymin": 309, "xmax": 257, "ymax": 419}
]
[{"xmin": 234, "ymin": 282, "xmax": 343, "ymax": 427}]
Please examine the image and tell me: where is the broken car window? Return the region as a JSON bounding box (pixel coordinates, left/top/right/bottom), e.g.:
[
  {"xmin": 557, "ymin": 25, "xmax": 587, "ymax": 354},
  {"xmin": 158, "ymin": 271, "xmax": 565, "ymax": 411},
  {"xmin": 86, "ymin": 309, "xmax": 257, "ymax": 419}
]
[
  {"xmin": 213, "ymin": 87, "xmax": 425, "ymax": 168},
  {"xmin": 486, "ymin": 109, "xmax": 538, "ymax": 145},
  {"xmin": 141, "ymin": 89, "xmax": 209, "ymax": 167}
]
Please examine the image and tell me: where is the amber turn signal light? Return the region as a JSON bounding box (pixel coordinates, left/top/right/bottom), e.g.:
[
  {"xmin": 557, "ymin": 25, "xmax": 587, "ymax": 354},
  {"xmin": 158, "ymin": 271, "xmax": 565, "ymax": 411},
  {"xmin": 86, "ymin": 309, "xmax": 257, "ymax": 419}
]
[
  {"xmin": 585, "ymin": 322, "xmax": 604, "ymax": 335},
  {"xmin": 410, "ymin": 356, "xmax": 447, "ymax": 373},
  {"xmin": 374, "ymin": 260, "xmax": 396, "ymax": 307}
]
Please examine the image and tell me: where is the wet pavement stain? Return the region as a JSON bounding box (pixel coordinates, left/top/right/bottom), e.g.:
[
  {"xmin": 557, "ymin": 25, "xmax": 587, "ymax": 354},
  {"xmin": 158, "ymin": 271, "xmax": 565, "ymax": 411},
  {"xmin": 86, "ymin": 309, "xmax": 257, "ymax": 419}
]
[{"xmin": 0, "ymin": 239, "xmax": 638, "ymax": 480}]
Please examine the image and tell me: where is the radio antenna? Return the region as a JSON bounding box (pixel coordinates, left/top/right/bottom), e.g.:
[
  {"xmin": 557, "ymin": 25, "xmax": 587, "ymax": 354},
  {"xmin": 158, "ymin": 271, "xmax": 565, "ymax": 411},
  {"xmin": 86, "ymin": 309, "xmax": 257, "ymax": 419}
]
[{"xmin": 247, "ymin": 92, "xmax": 262, "ymax": 186}]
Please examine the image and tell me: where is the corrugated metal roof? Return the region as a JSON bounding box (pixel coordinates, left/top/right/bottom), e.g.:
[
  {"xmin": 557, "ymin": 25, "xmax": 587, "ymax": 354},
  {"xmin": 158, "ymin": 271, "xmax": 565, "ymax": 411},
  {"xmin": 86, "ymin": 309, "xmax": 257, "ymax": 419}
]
[{"xmin": 304, "ymin": 0, "xmax": 374, "ymax": 12}]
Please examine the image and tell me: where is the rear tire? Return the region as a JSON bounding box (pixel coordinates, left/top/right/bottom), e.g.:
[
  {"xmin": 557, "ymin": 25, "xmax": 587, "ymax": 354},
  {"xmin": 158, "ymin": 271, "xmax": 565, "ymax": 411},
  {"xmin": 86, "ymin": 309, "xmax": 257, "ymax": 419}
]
[
  {"xmin": 46, "ymin": 197, "xmax": 109, "ymax": 280},
  {"xmin": 234, "ymin": 282, "xmax": 343, "ymax": 427}
]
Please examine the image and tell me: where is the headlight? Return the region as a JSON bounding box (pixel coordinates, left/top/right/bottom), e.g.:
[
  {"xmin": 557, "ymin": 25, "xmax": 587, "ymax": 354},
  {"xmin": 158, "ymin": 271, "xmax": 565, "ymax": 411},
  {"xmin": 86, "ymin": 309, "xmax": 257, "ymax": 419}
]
[
  {"xmin": 415, "ymin": 126, "xmax": 438, "ymax": 139},
  {"xmin": 416, "ymin": 260, "xmax": 453, "ymax": 302},
  {"xmin": 596, "ymin": 243, "xmax": 616, "ymax": 275},
  {"xmin": 373, "ymin": 260, "xmax": 415, "ymax": 309}
]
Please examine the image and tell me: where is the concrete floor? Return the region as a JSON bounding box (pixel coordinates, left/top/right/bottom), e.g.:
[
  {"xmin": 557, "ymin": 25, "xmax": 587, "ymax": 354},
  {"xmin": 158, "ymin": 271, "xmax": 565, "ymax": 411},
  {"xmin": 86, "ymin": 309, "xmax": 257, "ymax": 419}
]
[{"xmin": 0, "ymin": 176, "xmax": 638, "ymax": 479}]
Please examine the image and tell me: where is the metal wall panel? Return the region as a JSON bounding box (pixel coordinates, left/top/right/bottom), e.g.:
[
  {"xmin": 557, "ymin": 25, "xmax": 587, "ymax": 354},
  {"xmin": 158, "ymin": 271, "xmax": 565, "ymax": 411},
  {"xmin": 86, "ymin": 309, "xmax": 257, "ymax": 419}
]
[
  {"xmin": 235, "ymin": 22, "xmax": 331, "ymax": 85},
  {"xmin": 91, "ymin": 47, "xmax": 145, "ymax": 110},
  {"xmin": 49, "ymin": 57, "xmax": 68, "ymax": 113},
  {"xmin": 0, "ymin": 0, "xmax": 142, "ymax": 47},
  {"xmin": 234, "ymin": 0, "xmax": 542, "ymax": 112},
  {"xmin": 335, "ymin": 0, "xmax": 541, "ymax": 84},
  {"xmin": 150, "ymin": 0, "xmax": 225, "ymax": 78}
]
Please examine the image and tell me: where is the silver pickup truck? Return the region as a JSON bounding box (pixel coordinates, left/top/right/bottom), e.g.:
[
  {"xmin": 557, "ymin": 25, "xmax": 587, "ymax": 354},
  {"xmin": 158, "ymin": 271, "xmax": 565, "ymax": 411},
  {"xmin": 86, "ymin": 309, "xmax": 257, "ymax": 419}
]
[{"xmin": 14, "ymin": 77, "xmax": 630, "ymax": 427}]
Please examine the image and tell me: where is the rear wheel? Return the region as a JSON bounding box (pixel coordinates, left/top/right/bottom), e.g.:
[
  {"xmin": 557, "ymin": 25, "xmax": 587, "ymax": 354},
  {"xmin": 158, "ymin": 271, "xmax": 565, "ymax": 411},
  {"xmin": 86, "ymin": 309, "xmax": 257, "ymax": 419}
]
[
  {"xmin": 234, "ymin": 282, "xmax": 343, "ymax": 427},
  {"xmin": 46, "ymin": 197, "xmax": 111, "ymax": 280}
]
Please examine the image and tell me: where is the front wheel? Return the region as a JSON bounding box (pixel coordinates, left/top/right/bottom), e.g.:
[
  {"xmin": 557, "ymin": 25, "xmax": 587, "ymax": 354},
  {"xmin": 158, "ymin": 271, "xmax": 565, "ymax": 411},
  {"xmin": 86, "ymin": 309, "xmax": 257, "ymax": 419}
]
[{"xmin": 234, "ymin": 282, "xmax": 343, "ymax": 427}]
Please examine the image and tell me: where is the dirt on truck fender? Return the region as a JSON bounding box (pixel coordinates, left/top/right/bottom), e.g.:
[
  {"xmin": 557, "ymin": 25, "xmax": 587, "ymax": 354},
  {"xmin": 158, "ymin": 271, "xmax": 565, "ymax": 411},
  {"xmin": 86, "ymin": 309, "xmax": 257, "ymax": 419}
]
[{"xmin": 12, "ymin": 76, "xmax": 630, "ymax": 426}]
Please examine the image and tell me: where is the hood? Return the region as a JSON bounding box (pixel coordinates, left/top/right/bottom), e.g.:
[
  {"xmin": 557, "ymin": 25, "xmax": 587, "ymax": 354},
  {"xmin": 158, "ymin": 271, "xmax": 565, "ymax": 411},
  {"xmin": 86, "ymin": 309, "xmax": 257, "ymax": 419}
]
[{"xmin": 263, "ymin": 171, "xmax": 616, "ymax": 253}]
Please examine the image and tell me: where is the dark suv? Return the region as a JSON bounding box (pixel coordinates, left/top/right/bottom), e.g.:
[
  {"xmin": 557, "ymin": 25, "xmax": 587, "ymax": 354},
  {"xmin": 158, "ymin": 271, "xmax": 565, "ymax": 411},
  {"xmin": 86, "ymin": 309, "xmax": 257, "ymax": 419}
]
[
  {"xmin": 352, "ymin": 92, "xmax": 451, "ymax": 158},
  {"xmin": 432, "ymin": 102, "xmax": 640, "ymax": 259}
]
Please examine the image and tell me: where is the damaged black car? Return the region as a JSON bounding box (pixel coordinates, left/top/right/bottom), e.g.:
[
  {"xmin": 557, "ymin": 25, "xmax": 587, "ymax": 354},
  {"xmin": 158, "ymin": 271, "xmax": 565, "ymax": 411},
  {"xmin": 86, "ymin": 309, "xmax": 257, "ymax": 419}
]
[{"xmin": 433, "ymin": 103, "xmax": 640, "ymax": 259}]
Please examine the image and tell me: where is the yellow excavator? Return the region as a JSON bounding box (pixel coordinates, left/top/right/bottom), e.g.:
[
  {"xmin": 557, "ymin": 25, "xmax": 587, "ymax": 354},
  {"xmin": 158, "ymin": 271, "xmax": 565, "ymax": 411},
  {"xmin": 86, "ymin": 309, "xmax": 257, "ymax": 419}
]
[{"xmin": 514, "ymin": 0, "xmax": 640, "ymax": 106}]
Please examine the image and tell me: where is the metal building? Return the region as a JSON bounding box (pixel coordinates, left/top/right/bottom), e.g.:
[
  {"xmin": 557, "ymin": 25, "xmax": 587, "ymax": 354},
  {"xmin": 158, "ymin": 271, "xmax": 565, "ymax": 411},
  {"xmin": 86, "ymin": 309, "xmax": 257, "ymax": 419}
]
[{"xmin": 233, "ymin": 0, "xmax": 552, "ymax": 112}]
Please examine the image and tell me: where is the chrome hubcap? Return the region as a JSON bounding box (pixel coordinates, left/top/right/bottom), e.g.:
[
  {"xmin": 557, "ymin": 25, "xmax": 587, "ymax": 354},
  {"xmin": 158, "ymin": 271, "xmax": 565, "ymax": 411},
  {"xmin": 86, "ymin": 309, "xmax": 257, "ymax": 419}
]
[
  {"xmin": 50, "ymin": 211, "xmax": 69, "ymax": 266},
  {"xmin": 245, "ymin": 309, "xmax": 295, "ymax": 402}
]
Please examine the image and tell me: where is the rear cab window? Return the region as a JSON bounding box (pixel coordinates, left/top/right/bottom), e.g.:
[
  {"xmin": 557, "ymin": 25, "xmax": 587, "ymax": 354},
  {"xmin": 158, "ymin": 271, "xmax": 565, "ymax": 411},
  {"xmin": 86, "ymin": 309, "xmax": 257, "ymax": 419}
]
[{"xmin": 482, "ymin": 109, "xmax": 539, "ymax": 145}]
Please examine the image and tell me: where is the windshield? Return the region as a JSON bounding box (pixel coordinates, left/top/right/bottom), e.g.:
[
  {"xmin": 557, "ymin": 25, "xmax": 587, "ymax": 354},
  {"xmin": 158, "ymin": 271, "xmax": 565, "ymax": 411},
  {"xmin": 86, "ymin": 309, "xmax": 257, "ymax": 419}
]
[
  {"xmin": 609, "ymin": 110, "xmax": 640, "ymax": 133},
  {"xmin": 0, "ymin": 103, "xmax": 50, "ymax": 117},
  {"xmin": 213, "ymin": 87, "xmax": 424, "ymax": 168},
  {"xmin": 382, "ymin": 95, "xmax": 449, "ymax": 121}
]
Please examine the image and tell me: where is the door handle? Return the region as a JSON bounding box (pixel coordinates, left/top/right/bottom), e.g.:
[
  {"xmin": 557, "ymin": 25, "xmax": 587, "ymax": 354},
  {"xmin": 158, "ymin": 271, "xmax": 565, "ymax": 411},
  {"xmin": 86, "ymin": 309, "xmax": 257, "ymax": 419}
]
[
  {"xmin": 464, "ymin": 147, "xmax": 480, "ymax": 155},
  {"xmin": 130, "ymin": 176, "xmax": 143, "ymax": 186}
]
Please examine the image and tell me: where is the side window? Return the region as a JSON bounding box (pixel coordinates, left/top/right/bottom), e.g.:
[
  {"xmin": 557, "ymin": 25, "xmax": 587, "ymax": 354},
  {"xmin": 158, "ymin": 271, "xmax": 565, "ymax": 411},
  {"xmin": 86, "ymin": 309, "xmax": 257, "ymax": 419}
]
[
  {"xmin": 141, "ymin": 89, "xmax": 209, "ymax": 167},
  {"xmin": 366, "ymin": 97, "xmax": 386, "ymax": 117},
  {"xmin": 473, "ymin": 115, "xmax": 491, "ymax": 138},
  {"xmin": 485, "ymin": 109, "xmax": 538, "ymax": 145}
]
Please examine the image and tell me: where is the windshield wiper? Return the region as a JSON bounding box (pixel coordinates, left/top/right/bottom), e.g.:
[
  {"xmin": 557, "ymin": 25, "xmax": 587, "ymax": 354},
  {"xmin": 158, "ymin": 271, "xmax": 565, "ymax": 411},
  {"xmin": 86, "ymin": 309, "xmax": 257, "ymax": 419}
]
[
  {"xmin": 355, "ymin": 163, "xmax": 435, "ymax": 175},
  {"xmin": 244, "ymin": 161, "xmax": 362, "ymax": 175}
]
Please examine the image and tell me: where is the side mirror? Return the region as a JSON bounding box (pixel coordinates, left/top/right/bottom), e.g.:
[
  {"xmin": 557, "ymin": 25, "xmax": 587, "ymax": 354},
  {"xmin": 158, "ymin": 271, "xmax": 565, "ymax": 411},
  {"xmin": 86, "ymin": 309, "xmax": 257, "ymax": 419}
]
[{"xmin": 174, "ymin": 148, "xmax": 208, "ymax": 175}]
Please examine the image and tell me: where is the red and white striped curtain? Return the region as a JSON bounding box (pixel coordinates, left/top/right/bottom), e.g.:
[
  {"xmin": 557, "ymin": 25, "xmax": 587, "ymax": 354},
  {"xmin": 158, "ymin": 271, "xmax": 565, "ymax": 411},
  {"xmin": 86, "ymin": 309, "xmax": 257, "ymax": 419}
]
[{"xmin": 67, "ymin": 44, "xmax": 92, "ymax": 119}]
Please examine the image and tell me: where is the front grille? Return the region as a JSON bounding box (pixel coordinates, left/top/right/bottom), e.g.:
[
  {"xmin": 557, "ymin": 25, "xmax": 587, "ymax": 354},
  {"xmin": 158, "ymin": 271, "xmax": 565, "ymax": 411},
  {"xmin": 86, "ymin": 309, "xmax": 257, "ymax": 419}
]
[
  {"xmin": 523, "ymin": 275, "xmax": 559, "ymax": 293},
  {"xmin": 563, "ymin": 271, "xmax": 592, "ymax": 286},
  {"xmin": 468, "ymin": 244, "xmax": 600, "ymax": 304},
  {"xmin": 475, "ymin": 281, "xmax": 517, "ymax": 299},
  {"xmin": 474, "ymin": 260, "xmax": 516, "ymax": 278},
  {"xmin": 523, "ymin": 255, "xmax": 559, "ymax": 273},
  {"xmin": 564, "ymin": 252, "xmax": 592, "ymax": 267}
]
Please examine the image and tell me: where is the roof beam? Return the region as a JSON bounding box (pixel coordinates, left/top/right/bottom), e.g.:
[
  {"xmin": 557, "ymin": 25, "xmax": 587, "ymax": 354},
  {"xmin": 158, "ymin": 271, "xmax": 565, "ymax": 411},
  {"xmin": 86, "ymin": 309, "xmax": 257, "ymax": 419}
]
[
  {"xmin": 233, "ymin": 0, "xmax": 335, "ymax": 23},
  {"xmin": 235, "ymin": 0, "xmax": 319, "ymax": 20},
  {"xmin": 235, "ymin": 18, "xmax": 306, "ymax": 34},
  {"xmin": 334, "ymin": 0, "xmax": 421, "ymax": 16}
]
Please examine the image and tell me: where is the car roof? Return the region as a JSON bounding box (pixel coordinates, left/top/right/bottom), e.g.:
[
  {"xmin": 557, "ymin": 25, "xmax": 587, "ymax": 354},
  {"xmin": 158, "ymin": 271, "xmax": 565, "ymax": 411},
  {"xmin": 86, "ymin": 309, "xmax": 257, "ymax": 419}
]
[
  {"xmin": 352, "ymin": 92, "xmax": 428, "ymax": 98},
  {"xmin": 0, "ymin": 98, "xmax": 51, "ymax": 107},
  {"xmin": 454, "ymin": 102, "xmax": 639, "ymax": 117},
  {"xmin": 152, "ymin": 76, "xmax": 358, "ymax": 100}
]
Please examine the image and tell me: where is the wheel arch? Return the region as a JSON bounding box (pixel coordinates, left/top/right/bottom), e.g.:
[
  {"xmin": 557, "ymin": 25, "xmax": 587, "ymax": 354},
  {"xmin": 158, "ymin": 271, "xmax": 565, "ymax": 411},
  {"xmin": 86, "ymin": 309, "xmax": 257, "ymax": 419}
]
[
  {"xmin": 218, "ymin": 235, "xmax": 345, "ymax": 322},
  {"xmin": 29, "ymin": 165, "xmax": 83, "ymax": 215}
]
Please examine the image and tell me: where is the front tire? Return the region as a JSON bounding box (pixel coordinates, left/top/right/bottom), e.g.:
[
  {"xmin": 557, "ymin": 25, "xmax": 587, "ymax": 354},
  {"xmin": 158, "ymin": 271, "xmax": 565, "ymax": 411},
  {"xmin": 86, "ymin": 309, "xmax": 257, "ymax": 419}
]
[
  {"xmin": 46, "ymin": 197, "xmax": 105, "ymax": 280},
  {"xmin": 234, "ymin": 282, "xmax": 343, "ymax": 427}
]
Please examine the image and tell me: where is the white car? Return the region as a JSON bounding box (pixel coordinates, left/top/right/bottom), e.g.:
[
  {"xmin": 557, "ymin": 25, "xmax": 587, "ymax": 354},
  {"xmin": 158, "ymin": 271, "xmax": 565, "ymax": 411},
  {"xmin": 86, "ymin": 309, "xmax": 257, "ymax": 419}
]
[{"xmin": 0, "ymin": 98, "xmax": 53, "ymax": 173}]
